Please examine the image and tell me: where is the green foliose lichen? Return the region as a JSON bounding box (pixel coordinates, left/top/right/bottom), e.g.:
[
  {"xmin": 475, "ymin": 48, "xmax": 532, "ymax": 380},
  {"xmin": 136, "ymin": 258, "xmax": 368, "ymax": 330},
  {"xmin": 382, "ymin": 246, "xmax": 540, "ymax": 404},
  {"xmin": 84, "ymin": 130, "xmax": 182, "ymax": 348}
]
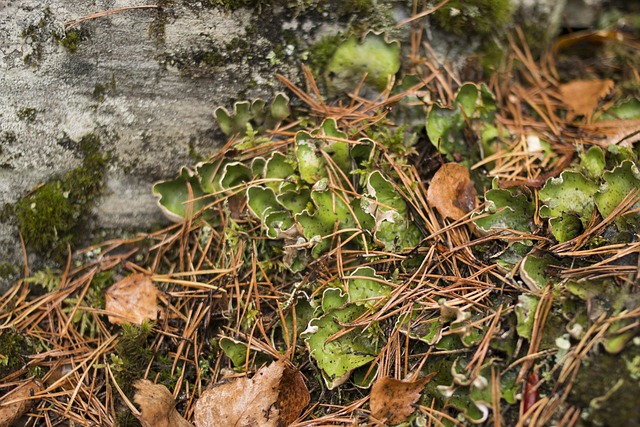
[
  {"xmin": 324, "ymin": 32, "xmax": 400, "ymax": 96},
  {"xmin": 154, "ymin": 109, "xmax": 424, "ymax": 272}
]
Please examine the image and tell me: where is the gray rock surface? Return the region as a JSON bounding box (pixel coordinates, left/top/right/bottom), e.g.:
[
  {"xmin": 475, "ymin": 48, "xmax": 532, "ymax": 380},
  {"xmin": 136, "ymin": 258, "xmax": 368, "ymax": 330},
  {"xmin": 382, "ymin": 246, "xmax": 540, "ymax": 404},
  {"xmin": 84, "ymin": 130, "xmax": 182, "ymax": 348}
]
[{"xmin": 0, "ymin": 0, "xmax": 336, "ymax": 270}]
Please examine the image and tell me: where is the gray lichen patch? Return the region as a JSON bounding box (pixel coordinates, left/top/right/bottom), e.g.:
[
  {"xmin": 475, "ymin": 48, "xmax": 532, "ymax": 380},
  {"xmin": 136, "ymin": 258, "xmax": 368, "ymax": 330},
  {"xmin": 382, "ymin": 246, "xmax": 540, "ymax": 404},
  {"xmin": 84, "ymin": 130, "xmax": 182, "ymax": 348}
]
[
  {"xmin": 19, "ymin": 5, "xmax": 65, "ymax": 67},
  {"xmin": 159, "ymin": 7, "xmax": 298, "ymax": 82}
]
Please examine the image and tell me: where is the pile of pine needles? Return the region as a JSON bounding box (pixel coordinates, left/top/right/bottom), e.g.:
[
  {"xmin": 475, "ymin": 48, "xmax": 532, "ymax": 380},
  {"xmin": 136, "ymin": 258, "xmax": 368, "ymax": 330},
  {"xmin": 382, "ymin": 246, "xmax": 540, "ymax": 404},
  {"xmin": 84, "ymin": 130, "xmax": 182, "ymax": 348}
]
[{"xmin": 1, "ymin": 15, "xmax": 639, "ymax": 427}]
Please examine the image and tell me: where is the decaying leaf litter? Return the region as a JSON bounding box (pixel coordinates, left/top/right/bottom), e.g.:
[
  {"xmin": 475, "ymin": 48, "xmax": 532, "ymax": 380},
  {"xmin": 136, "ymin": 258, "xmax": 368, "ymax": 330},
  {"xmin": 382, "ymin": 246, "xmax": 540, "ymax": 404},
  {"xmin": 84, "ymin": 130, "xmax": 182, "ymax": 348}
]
[{"xmin": 1, "ymin": 5, "xmax": 640, "ymax": 427}]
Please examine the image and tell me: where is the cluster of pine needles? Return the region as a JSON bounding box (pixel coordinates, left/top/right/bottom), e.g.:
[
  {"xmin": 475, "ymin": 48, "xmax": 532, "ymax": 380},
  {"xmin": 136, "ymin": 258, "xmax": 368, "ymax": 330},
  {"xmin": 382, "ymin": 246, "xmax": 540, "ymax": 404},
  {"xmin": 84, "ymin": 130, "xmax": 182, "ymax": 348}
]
[{"xmin": 1, "ymin": 19, "xmax": 639, "ymax": 427}]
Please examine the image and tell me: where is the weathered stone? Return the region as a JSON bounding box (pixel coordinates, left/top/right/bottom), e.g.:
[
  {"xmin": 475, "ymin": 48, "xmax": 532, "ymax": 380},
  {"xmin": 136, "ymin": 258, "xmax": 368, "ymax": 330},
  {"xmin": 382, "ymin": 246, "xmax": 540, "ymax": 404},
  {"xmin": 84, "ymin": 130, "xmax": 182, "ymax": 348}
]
[{"xmin": 0, "ymin": 1, "xmax": 342, "ymax": 270}]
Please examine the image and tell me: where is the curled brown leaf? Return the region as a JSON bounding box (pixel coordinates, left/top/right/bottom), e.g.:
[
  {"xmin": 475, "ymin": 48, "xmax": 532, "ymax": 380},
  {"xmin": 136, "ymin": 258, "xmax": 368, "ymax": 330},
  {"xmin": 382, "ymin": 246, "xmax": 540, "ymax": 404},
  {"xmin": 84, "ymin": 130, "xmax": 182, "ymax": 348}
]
[
  {"xmin": 133, "ymin": 379, "xmax": 192, "ymax": 427},
  {"xmin": 559, "ymin": 79, "xmax": 614, "ymax": 122},
  {"xmin": 427, "ymin": 163, "xmax": 477, "ymax": 220},
  {"xmin": 105, "ymin": 273, "xmax": 159, "ymax": 325},
  {"xmin": 194, "ymin": 360, "xmax": 309, "ymax": 427},
  {"xmin": 0, "ymin": 379, "xmax": 42, "ymax": 427},
  {"xmin": 369, "ymin": 373, "xmax": 436, "ymax": 425}
]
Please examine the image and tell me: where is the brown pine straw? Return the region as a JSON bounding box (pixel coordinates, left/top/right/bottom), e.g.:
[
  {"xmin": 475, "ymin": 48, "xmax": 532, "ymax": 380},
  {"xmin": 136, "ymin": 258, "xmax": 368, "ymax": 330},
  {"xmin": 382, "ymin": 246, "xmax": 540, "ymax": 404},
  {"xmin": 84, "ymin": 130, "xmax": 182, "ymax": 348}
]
[{"xmin": 64, "ymin": 5, "xmax": 159, "ymax": 31}]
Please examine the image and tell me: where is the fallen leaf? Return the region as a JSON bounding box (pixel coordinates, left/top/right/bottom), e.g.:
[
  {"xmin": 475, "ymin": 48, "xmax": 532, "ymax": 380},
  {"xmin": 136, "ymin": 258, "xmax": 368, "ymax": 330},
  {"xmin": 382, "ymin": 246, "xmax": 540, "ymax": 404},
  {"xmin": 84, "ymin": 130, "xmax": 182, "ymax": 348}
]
[
  {"xmin": 427, "ymin": 163, "xmax": 477, "ymax": 220},
  {"xmin": 276, "ymin": 365, "xmax": 311, "ymax": 426},
  {"xmin": 584, "ymin": 118, "xmax": 640, "ymax": 147},
  {"xmin": 105, "ymin": 274, "xmax": 159, "ymax": 325},
  {"xmin": 0, "ymin": 379, "xmax": 43, "ymax": 427},
  {"xmin": 559, "ymin": 79, "xmax": 614, "ymax": 122},
  {"xmin": 133, "ymin": 379, "xmax": 192, "ymax": 427},
  {"xmin": 194, "ymin": 360, "xmax": 309, "ymax": 427},
  {"xmin": 369, "ymin": 373, "xmax": 436, "ymax": 425}
]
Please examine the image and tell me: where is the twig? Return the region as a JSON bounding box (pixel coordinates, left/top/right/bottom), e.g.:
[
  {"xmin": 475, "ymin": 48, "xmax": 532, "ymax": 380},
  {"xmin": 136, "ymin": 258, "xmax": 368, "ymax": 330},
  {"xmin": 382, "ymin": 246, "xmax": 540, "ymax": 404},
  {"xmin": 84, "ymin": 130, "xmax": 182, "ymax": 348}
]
[{"xmin": 65, "ymin": 5, "xmax": 159, "ymax": 31}]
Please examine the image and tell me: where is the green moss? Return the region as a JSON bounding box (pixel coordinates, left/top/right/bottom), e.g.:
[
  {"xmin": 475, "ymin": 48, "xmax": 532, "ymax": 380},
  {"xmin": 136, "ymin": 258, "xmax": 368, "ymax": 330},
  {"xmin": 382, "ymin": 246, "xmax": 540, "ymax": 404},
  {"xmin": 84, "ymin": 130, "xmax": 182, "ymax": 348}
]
[
  {"xmin": 58, "ymin": 29, "xmax": 81, "ymax": 53},
  {"xmin": 226, "ymin": 36, "xmax": 250, "ymax": 52},
  {"xmin": 92, "ymin": 75, "xmax": 116, "ymax": 103},
  {"xmin": 432, "ymin": 0, "xmax": 513, "ymax": 38},
  {"xmin": 112, "ymin": 322, "xmax": 154, "ymax": 392},
  {"xmin": 0, "ymin": 262, "xmax": 18, "ymax": 279},
  {"xmin": 110, "ymin": 320, "xmax": 194, "ymax": 425},
  {"xmin": 14, "ymin": 181, "xmax": 75, "ymax": 254},
  {"xmin": 307, "ymin": 33, "xmax": 345, "ymax": 78},
  {"xmin": 568, "ymin": 344, "xmax": 640, "ymax": 426},
  {"xmin": 16, "ymin": 108, "xmax": 37, "ymax": 122},
  {"xmin": 110, "ymin": 322, "xmax": 154, "ymax": 427},
  {"xmin": 208, "ymin": 0, "xmax": 265, "ymax": 11},
  {"xmin": 2, "ymin": 131, "xmax": 17, "ymax": 144},
  {"xmin": 13, "ymin": 133, "xmax": 109, "ymax": 258},
  {"xmin": 244, "ymin": 24, "xmax": 257, "ymax": 36},
  {"xmin": 192, "ymin": 48, "xmax": 225, "ymax": 67},
  {"xmin": 338, "ymin": 0, "xmax": 374, "ymax": 16},
  {"xmin": 0, "ymin": 330, "xmax": 36, "ymax": 379}
]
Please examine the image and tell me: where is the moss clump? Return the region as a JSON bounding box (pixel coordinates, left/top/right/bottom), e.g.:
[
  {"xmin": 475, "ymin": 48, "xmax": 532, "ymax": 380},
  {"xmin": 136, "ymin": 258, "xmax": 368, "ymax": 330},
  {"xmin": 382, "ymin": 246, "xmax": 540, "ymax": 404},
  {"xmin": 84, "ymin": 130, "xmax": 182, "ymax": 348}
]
[
  {"xmin": 0, "ymin": 262, "xmax": 18, "ymax": 279},
  {"xmin": 16, "ymin": 108, "xmax": 37, "ymax": 122},
  {"xmin": 58, "ymin": 29, "xmax": 81, "ymax": 52},
  {"xmin": 338, "ymin": 0, "xmax": 375, "ymax": 15},
  {"xmin": 208, "ymin": 0, "xmax": 264, "ymax": 11},
  {"xmin": 13, "ymin": 133, "xmax": 109, "ymax": 257},
  {"xmin": 92, "ymin": 75, "xmax": 116, "ymax": 103},
  {"xmin": 111, "ymin": 322, "xmax": 154, "ymax": 427},
  {"xmin": 192, "ymin": 48, "xmax": 225, "ymax": 67},
  {"xmin": 432, "ymin": 0, "xmax": 513, "ymax": 38},
  {"xmin": 14, "ymin": 181, "xmax": 75, "ymax": 253},
  {"xmin": 2, "ymin": 131, "xmax": 17, "ymax": 145},
  {"xmin": 0, "ymin": 330, "xmax": 36, "ymax": 379},
  {"xmin": 568, "ymin": 344, "xmax": 640, "ymax": 426},
  {"xmin": 112, "ymin": 322, "xmax": 154, "ymax": 392}
]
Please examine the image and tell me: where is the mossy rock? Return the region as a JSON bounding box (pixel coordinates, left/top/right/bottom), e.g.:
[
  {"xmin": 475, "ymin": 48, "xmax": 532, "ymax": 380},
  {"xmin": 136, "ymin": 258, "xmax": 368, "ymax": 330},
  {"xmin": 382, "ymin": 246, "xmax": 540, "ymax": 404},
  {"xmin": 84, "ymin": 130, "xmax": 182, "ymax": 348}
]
[
  {"xmin": 432, "ymin": 0, "xmax": 513, "ymax": 38},
  {"xmin": 13, "ymin": 134, "xmax": 109, "ymax": 258}
]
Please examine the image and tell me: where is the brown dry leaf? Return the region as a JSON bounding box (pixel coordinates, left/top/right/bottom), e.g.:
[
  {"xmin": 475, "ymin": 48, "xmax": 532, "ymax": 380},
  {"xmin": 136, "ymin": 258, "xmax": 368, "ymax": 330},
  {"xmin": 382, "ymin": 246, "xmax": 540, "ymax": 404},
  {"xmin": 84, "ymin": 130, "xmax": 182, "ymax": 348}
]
[
  {"xmin": 133, "ymin": 379, "xmax": 192, "ymax": 427},
  {"xmin": 427, "ymin": 163, "xmax": 477, "ymax": 220},
  {"xmin": 105, "ymin": 273, "xmax": 159, "ymax": 325},
  {"xmin": 559, "ymin": 79, "xmax": 614, "ymax": 122},
  {"xmin": 194, "ymin": 360, "xmax": 309, "ymax": 427},
  {"xmin": 0, "ymin": 379, "xmax": 42, "ymax": 427},
  {"xmin": 585, "ymin": 118, "xmax": 640, "ymax": 147},
  {"xmin": 369, "ymin": 373, "xmax": 436, "ymax": 425}
]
